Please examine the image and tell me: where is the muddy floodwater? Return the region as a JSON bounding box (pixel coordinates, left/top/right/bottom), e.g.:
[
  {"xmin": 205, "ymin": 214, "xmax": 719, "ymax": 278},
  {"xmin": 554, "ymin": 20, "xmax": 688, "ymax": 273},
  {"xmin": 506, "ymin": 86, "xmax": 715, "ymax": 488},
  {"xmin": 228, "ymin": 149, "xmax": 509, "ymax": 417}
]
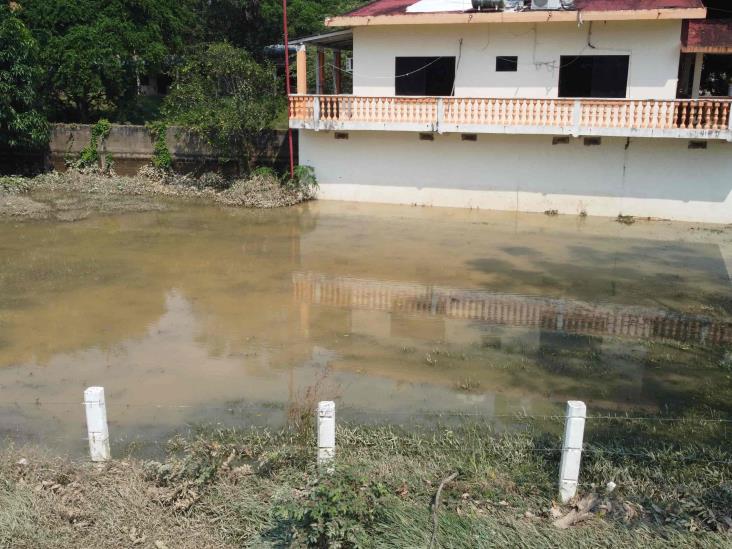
[{"xmin": 1, "ymin": 197, "xmax": 731, "ymax": 454}]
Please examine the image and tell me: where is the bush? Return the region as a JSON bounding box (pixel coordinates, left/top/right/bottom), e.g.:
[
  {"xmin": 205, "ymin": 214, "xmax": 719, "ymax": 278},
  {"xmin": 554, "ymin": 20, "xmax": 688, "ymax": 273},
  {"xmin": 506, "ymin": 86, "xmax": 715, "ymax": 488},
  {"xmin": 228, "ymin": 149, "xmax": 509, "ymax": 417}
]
[
  {"xmin": 0, "ymin": 5, "xmax": 49, "ymax": 150},
  {"xmin": 146, "ymin": 121, "xmax": 173, "ymax": 171},
  {"xmin": 163, "ymin": 42, "xmax": 282, "ymax": 167},
  {"xmin": 284, "ymin": 165, "xmax": 318, "ymax": 194},
  {"xmin": 197, "ymin": 172, "xmax": 228, "ymax": 191},
  {"xmin": 274, "ymin": 469, "xmax": 391, "ymax": 548},
  {"xmin": 0, "ymin": 176, "xmax": 30, "ymax": 193},
  {"xmin": 74, "ymin": 119, "xmax": 112, "ymax": 169}
]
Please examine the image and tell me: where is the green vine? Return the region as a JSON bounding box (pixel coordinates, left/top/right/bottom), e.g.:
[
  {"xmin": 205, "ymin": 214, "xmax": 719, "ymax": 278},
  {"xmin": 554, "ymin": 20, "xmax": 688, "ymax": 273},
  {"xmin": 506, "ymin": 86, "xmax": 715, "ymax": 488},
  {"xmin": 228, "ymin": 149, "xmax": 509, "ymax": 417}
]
[
  {"xmin": 75, "ymin": 119, "xmax": 112, "ymax": 169},
  {"xmin": 146, "ymin": 121, "xmax": 172, "ymax": 171}
]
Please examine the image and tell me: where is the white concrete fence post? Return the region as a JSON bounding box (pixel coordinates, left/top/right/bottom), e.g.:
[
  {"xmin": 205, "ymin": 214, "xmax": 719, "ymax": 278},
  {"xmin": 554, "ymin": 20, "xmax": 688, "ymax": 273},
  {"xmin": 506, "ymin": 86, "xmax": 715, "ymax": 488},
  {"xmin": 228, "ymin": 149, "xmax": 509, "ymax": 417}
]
[
  {"xmin": 84, "ymin": 386, "xmax": 111, "ymax": 462},
  {"xmin": 558, "ymin": 400, "xmax": 586, "ymax": 503},
  {"xmin": 317, "ymin": 400, "xmax": 335, "ymax": 467}
]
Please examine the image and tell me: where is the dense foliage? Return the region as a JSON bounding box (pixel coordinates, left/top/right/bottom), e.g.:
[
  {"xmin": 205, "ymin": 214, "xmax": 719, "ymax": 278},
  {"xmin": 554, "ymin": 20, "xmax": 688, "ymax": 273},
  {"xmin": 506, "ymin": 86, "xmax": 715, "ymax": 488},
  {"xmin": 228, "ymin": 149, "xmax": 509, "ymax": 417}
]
[
  {"xmin": 0, "ymin": 4, "xmax": 48, "ymax": 149},
  {"xmin": 12, "ymin": 0, "xmax": 363, "ymax": 127},
  {"xmin": 193, "ymin": 0, "xmax": 366, "ymax": 57},
  {"xmin": 17, "ymin": 0, "xmax": 193, "ymax": 123},
  {"xmin": 3, "ymin": 0, "xmax": 365, "ymax": 162},
  {"xmin": 163, "ymin": 43, "xmax": 282, "ymax": 163}
]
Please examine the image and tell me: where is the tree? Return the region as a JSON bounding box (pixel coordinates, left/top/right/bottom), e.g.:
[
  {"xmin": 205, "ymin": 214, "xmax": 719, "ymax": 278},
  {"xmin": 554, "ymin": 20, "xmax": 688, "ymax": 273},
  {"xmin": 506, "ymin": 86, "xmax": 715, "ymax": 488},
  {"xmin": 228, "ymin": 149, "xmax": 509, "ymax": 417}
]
[
  {"xmin": 192, "ymin": 0, "xmax": 367, "ymax": 59},
  {"xmin": 163, "ymin": 42, "xmax": 282, "ymax": 164},
  {"xmin": 19, "ymin": 0, "xmax": 195, "ymax": 122},
  {"xmin": 0, "ymin": 3, "xmax": 48, "ymax": 149}
]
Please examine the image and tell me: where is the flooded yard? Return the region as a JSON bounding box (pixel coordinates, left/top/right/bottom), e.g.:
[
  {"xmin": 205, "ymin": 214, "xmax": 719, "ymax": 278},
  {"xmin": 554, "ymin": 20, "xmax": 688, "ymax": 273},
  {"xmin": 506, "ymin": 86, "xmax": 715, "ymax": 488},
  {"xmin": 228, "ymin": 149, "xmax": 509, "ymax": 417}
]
[{"xmin": 1, "ymin": 197, "xmax": 730, "ymax": 454}]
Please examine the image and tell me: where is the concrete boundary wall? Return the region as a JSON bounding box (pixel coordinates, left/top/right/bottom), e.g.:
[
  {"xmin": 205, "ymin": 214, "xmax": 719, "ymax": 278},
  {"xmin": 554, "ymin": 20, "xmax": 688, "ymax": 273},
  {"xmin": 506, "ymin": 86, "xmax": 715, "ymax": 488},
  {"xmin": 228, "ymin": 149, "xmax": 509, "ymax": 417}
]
[
  {"xmin": 48, "ymin": 124, "xmax": 295, "ymax": 176},
  {"xmin": 300, "ymin": 130, "xmax": 732, "ymax": 224}
]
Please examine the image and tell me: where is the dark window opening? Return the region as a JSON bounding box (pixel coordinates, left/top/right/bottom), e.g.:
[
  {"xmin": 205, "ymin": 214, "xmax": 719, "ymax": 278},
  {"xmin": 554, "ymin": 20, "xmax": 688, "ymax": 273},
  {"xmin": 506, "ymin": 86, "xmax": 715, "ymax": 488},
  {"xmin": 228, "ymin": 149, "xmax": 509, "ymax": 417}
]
[
  {"xmin": 395, "ymin": 57, "xmax": 456, "ymax": 96},
  {"xmin": 552, "ymin": 136, "xmax": 570, "ymax": 145},
  {"xmin": 558, "ymin": 55, "xmax": 629, "ymax": 98},
  {"xmin": 419, "ymin": 133, "xmax": 435, "ymax": 141},
  {"xmin": 157, "ymin": 74, "xmax": 172, "ymax": 95},
  {"xmin": 496, "ymin": 56, "xmax": 518, "ymax": 72},
  {"xmin": 461, "ymin": 133, "xmax": 478, "ymax": 141},
  {"xmin": 584, "ymin": 137, "xmax": 602, "ymax": 146},
  {"xmin": 334, "ymin": 132, "xmax": 349, "ymax": 140}
]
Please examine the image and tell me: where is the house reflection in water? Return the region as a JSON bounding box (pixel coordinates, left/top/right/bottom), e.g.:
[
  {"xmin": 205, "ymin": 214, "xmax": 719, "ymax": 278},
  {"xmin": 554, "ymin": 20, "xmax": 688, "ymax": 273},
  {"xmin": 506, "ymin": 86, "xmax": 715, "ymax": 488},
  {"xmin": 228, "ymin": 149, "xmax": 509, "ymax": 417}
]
[
  {"xmin": 293, "ymin": 271, "xmax": 731, "ymax": 347},
  {"xmin": 293, "ymin": 271, "xmax": 732, "ymax": 413}
]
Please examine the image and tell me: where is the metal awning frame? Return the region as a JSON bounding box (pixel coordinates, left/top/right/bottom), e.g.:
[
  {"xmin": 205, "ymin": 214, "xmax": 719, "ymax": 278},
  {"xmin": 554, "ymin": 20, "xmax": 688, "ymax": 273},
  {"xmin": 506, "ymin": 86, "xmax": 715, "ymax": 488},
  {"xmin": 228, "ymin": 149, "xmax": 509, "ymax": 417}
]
[{"xmin": 291, "ymin": 29, "xmax": 354, "ymax": 51}]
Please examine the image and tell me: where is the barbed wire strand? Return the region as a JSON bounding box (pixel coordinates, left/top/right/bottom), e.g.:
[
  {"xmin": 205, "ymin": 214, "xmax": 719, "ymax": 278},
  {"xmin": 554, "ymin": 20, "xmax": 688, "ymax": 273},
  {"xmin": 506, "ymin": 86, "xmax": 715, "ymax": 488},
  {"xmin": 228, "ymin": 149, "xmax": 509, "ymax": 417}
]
[{"xmin": 5, "ymin": 401, "xmax": 732, "ymax": 425}]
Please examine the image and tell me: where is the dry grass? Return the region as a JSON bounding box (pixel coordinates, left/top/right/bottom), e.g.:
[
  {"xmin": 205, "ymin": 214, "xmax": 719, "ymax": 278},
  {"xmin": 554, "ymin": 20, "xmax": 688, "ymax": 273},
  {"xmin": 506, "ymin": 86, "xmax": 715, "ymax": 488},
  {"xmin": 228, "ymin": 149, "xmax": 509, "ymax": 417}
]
[
  {"xmin": 0, "ymin": 446, "xmax": 233, "ymax": 549},
  {"xmin": 1, "ymin": 420, "xmax": 731, "ymax": 548},
  {"xmin": 0, "ymin": 167, "xmax": 316, "ymax": 222}
]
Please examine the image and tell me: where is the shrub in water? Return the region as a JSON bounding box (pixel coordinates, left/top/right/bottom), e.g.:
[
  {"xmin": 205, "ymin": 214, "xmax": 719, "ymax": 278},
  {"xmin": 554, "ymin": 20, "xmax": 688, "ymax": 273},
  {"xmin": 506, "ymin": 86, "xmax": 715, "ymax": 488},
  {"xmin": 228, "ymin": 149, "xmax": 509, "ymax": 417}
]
[{"xmin": 284, "ymin": 165, "xmax": 318, "ymax": 194}]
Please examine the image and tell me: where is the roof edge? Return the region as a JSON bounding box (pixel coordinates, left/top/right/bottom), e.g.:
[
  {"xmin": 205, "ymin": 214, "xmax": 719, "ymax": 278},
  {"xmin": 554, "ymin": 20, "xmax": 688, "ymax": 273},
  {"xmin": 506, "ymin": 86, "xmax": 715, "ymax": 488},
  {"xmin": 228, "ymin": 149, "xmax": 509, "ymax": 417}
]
[{"xmin": 325, "ymin": 7, "xmax": 707, "ymax": 27}]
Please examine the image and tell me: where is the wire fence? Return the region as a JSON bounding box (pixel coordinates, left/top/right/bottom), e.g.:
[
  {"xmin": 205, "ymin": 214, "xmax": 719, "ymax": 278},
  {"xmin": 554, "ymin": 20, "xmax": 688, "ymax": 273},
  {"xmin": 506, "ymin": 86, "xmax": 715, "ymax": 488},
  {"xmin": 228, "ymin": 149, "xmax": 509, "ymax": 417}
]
[
  {"xmin": 4, "ymin": 390, "xmax": 731, "ymax": 513},
  {"xmin": 3, "ymin": 397, "xmax": 731, "ymax": 435},
  {"xmin": 7, "ymin": 399, "xmax": 732, "ymax": 423}
]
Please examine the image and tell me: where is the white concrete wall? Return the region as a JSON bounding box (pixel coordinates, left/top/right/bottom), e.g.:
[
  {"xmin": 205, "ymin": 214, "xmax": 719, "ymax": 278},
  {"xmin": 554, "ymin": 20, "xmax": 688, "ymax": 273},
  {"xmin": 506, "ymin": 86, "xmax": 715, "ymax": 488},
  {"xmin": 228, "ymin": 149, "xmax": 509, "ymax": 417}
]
[
  {"xmin": 353, "ymin": 21, "xmax": 682, "ymax": 99},
  {"xmin": 300, "ymin": 131, "xmax": 732, "ymax": 223}
]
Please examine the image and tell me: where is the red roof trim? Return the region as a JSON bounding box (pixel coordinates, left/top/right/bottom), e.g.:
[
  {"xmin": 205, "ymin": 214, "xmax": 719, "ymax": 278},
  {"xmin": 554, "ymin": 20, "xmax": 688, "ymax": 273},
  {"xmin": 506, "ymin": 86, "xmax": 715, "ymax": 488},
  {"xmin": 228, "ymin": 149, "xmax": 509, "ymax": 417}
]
[
  {"xmin": 682, "ymin": 19, "xmax": 732, "ymax": 52},
  {"xmin": 347, "ymin": 0, "xmax": 414, "ymax": 17}
]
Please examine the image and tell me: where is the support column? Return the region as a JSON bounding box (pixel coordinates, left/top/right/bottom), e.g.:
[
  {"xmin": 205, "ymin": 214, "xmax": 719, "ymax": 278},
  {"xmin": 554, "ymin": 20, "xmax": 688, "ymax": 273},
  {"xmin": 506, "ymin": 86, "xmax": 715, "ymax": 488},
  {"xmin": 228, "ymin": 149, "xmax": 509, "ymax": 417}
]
[
  {"xmin": 691, "ymin": 52, "xmax": 704, "ymax": 99},
  {"xmin": 296, "ymin": 46, "xmax": 307, "ymax": 95},
  {"xmin": 333, "ymin": 51, "xmax": 342, "ymax": 95},
  {"xmin": 316, "ymin": 49, "xmax": 326, "ymax": 95}
]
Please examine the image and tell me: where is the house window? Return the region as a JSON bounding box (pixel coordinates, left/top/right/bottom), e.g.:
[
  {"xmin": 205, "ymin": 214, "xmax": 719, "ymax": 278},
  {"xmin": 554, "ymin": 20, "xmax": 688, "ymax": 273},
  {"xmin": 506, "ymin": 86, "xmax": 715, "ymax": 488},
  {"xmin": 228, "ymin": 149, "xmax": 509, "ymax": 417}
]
[
  {"xmin": 395, "ymin": 57, "xmax": 456, "ymax": 96},
  {"xmin": 558, "ymin": 55, "xmax": 630, "ymax": 98},
  {"xmin": 496, "ymin": 56, "xmax": 518, "ymax": 72}
]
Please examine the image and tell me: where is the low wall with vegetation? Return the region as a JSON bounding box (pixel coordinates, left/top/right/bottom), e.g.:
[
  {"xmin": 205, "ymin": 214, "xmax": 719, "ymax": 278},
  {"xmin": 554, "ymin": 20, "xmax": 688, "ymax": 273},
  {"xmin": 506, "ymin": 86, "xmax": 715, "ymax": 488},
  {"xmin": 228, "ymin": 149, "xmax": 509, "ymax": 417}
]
[
  {"xmin": 0, "ymin": 125, "xmax": 297, "ymax": 177},
  {"xmin": 49, "ymin": 124, "xmax": 297, "ymax": 176}
]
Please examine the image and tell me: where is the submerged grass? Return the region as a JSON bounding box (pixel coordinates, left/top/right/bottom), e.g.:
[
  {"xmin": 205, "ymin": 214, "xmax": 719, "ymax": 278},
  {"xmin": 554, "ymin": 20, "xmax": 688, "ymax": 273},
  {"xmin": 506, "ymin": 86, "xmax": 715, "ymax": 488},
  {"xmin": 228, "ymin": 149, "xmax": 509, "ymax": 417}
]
[{"xmin": 1, "ymin": 419, "xmax": 731, "ymax": 548}]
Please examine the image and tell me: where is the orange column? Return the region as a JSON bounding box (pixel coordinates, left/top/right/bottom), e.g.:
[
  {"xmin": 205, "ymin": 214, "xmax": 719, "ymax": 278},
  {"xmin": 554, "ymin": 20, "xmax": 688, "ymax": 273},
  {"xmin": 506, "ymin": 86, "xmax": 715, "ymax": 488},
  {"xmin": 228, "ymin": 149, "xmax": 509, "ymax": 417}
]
[{"xmin": 296, "ymin": 47, "xmax": 307, "ymax": 95}]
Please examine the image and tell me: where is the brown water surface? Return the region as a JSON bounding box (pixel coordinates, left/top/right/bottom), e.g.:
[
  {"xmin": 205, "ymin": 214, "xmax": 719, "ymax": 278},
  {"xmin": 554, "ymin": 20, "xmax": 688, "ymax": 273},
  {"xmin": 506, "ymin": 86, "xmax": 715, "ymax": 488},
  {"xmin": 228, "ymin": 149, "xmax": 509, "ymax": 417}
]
[{"xmin": 1, "ymin": 198, "xmax": 730, "ymax": 453}]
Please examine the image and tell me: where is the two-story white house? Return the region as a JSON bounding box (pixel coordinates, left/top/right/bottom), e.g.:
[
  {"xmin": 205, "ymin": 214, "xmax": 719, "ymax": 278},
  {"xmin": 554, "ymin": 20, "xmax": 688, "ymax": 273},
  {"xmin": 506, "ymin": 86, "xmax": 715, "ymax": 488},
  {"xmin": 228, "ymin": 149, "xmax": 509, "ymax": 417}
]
[{"xmin": 288, "ymin": 0, "xmax": 732, "ymax": 223}]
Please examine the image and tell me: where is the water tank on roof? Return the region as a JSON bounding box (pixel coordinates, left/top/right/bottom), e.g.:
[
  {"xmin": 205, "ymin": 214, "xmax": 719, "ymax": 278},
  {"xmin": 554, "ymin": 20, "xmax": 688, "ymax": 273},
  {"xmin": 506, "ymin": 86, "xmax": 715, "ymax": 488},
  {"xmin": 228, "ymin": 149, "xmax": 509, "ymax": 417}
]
[
  {"xmin": 504, "ymin": 0, "xmax": 525, "ymax": 9},
  {"xmin": 471, "ymin": 0, "xmax": 504, "ymax": 9},
  {"xmin": 531, "ymin": 0, "xmax": 568, "ymax": 9}
]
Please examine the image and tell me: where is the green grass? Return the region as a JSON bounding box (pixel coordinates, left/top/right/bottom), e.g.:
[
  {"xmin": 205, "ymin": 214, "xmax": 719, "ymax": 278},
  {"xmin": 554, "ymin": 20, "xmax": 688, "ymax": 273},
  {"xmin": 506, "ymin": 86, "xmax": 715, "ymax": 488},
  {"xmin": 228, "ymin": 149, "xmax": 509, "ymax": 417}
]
[{"xmin": 1, "ymin": 420, "xmax": 730, "ymax": 548}]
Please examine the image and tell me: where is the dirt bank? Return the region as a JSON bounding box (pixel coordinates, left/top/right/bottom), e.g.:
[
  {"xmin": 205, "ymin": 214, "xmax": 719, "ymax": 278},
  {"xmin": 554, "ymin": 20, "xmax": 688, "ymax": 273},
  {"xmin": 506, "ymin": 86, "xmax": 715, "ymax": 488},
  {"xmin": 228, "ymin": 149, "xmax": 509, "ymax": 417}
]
[
  {"xmin": 0, "ymin": 168, "xmax": 316, "ymax": 222},
  {"xmin": 1, "ymin": 422, "xmax": 730, "ymax": 548}
]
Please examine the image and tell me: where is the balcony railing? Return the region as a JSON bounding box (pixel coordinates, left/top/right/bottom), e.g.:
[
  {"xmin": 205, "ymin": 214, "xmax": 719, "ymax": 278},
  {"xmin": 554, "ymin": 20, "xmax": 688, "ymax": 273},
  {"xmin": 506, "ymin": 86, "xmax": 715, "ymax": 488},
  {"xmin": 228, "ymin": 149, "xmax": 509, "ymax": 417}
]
[{"xmin": 289, "ymin": 95, "xmax": 732, "ymax": 140}]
